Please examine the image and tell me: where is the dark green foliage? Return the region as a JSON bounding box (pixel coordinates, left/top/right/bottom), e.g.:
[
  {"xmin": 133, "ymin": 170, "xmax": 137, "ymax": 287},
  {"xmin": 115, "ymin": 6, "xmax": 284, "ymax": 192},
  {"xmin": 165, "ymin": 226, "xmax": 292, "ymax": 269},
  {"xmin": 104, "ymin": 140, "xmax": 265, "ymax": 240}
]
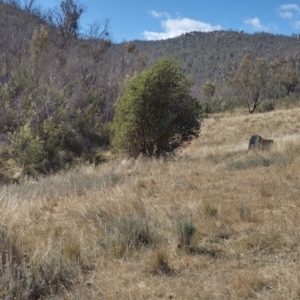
[
  {"xmin": 9, "ymin": 124, "xmax": 48, "ymax": 173},
  {"xmin": 111, "ymin": 58, "xmax": 202, "ymax": 157},
  {"xmin": 9, "ymin": 120, "xmax": 67, "ymax": 174},
  {"xmin": 71, "ymin": 89, "xmax": 111, "ymax": 148}
]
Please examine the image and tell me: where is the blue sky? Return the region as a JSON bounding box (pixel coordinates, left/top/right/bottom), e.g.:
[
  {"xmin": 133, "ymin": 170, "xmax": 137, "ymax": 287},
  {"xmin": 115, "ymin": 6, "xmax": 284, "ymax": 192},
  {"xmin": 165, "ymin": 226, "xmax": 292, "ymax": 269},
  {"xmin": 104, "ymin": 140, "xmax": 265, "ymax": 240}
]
[{"xmin": 35, "ymin": 0, "xmax": 300, "ymax": 42}]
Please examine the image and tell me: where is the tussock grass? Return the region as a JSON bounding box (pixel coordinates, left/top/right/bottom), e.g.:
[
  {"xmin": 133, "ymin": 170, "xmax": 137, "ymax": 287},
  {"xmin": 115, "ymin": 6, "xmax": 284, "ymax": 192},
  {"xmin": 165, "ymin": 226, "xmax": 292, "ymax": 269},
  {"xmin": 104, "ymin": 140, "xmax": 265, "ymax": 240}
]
[
  {"xmin": 0, "ymin": 163, "xmax": 123, "ymax": 202},
  {"xmin": 1, "ymin": 107, "xmax": 300, "ymax": 298},
  {"xmin": 203, "ymin": 203, "xmax": 219, "ymax": 217},
  {"xmin": 226, "ymin": 153, "xmax": 289, "ymax": 170},
  {"xmin": 148, "ymin": 248, "xmax": 173, "ymax": 275},
  {"xmin": 235, "ymin": 203, "xmax": 252, "ymax": 221},
  {"xmin": 0, "ymin": 227, "xmax": 81, "ymax": 299},
  {"xmin": 101, "ymin": 213, "xmax": 158, "ymax": 258},
  {"xmin": 176, "ymin": 219, "xmax": 196, "ymax": 247}
]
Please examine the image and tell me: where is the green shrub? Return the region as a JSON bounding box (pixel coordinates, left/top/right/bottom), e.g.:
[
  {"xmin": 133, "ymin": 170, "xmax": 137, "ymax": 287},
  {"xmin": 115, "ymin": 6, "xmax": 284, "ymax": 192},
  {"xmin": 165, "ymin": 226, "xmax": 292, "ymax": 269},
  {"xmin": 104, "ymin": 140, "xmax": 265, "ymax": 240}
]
[
  {"xmin": 111, "ymin": 58, "xmax": 202, "ymax": 157},
  {"xmin": 71, "ymin": 89, "xmax": 111, "ymax": 148},
  {"xmin": 209, "ymin": 96, "xmax": 244, "ymax": 113},
  {"xmin": 9, "ymin": 121, "xmax": 68, "ymax": 173},
  {"xmin": 42, "ymin": 119, "xmax": 64, "ymax": 153},
  {"xmin": 9, "ymin": 124, "xmax": 48, "ymax": 173},
  {"xmin": 257, "ymin": 99, "xmax": 275, "ymax": 113}
]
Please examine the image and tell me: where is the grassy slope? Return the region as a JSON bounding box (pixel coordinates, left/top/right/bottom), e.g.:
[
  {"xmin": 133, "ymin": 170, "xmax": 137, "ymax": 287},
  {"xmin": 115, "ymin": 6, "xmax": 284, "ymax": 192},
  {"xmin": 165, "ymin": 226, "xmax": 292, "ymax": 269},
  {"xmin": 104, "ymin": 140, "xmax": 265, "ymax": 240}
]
[{"xmin": 1, "ymin": 107, "xmax": 300, "ymax": 299}]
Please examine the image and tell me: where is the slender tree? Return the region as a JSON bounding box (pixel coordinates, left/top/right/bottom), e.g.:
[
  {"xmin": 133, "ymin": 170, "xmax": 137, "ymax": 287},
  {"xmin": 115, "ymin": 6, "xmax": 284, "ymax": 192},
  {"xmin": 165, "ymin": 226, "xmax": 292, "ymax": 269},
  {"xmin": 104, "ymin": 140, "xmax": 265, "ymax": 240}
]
[{"xmin": 224, "ymin": 53, "xmax": 269, "ymax": 114}]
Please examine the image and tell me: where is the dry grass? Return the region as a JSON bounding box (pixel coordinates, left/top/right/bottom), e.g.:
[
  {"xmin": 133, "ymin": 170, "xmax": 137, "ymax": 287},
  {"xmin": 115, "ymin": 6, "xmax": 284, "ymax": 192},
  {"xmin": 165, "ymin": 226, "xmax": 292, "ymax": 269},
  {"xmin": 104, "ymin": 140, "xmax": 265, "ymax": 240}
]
[{"xmin": 1, "ymin": 107, "xmax": 300, "ymax": 299}]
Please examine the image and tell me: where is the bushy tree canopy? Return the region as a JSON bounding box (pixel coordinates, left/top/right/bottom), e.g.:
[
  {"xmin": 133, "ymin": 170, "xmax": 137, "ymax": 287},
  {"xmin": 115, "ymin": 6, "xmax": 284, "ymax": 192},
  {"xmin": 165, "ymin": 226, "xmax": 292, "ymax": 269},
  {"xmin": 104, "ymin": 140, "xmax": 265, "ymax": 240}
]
[{"xmin": 111, "ymin": 58, "xmax": 202, "ymax": 157}]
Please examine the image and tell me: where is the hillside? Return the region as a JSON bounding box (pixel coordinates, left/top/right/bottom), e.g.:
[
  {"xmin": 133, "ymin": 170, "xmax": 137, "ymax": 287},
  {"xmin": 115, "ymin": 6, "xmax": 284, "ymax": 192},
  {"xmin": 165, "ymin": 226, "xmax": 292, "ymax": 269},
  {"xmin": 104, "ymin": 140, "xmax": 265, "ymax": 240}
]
[
  {"xmin": 1, "ymin": 0, "xmax": 300, "ymax": 96},
  {"xmin": 1, "ymin": 106, "xmax": 300, "ymax": 298},
  {"xmin": 131, "ymin": 31, "xmax": 300, "ymax": 89}
]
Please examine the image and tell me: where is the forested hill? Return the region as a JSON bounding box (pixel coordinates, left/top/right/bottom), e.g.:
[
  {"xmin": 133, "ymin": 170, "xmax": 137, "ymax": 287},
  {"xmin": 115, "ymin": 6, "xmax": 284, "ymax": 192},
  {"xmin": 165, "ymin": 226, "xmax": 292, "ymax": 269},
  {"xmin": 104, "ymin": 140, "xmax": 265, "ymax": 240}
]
[
  {"xmin": 1, "ymin": 0, "xmax": 300, "ymax": 94},
  {"xmin": 129, "ymin": 31, "xmax": 300, "ymax": 91}
]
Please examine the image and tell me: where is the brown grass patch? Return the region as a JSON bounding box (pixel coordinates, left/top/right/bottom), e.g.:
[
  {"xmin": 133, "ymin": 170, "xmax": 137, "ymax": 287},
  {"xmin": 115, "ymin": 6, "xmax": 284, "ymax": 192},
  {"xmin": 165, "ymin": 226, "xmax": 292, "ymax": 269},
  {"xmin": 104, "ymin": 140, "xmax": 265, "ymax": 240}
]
[{"xmin": 1, "ymin": 107, "xmax": 300, "ymax": 298}]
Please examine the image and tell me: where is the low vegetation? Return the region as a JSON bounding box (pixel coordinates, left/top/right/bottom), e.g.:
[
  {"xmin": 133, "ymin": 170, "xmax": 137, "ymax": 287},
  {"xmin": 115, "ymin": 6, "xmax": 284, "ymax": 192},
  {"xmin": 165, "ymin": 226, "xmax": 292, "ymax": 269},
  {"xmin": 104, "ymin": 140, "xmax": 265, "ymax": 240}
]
[{"xmin": 0, "ymin": 107, "xmax": 300, "ymax": 298}]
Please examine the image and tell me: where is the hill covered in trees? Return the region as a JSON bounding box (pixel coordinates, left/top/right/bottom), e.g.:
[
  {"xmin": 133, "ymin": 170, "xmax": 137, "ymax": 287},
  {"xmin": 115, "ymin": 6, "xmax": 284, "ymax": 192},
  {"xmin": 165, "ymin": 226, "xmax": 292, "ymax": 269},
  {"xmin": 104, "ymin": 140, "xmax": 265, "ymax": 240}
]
[
  {"xmin": 132, "ymin": 30, "xmax": 300, "ymax": 93},
  {"xmin": 1, "ymin": 0, "xmax": 300, "ymax": 97}
]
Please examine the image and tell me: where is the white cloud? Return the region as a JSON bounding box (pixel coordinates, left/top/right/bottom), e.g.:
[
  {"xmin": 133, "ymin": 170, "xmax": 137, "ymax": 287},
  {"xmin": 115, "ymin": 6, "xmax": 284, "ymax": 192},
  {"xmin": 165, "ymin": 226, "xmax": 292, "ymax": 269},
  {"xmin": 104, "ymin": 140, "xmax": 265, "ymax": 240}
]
[
  {"xmin": 277, "ymin": 4, "xmax": 300, "ymax": 30},
  {"xmin": 243, "ymin": 17, "xmax": 277, "ymax": 32},
  {"xmin": 150, "ymin": 10, "xmax": 170, "ymax": 19},
  {"xmin": 277, "ymin": 4, "xmax": 300, "ymax": 19},
  {"xmin": 279, "ymin": 4, "xmax": 300, "ymax": 12},
  {"xmin": 294, "ymin": 20, "xmax": 300, "ymax": 28},
  {"xmin": 144, "ymin": 15, "xmax": 222, "ymax": 40},
  {"xmin": 244, "ymin": 17, "xmax": 266, "ymax": 30},
  {"xmin": 279, "ymin": 12, "xmax": 293, "ymax": 19}
]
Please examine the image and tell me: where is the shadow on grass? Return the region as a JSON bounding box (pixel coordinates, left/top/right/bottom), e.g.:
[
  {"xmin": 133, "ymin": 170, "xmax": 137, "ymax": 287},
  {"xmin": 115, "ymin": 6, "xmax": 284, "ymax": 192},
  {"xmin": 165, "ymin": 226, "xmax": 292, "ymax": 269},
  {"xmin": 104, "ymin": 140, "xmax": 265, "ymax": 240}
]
[{"xmin": 178, "ymin": 245, "xmax": 222, "ymax": 258}]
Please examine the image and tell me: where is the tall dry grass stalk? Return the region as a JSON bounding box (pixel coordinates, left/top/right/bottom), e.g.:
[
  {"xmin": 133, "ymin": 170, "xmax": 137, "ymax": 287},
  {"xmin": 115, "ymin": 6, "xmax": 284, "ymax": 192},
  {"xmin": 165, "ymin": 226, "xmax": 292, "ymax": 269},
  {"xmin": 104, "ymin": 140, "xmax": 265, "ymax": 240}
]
[{"xmin": 1, "ymin": 107, "xmax": 300, "ymax": 298}]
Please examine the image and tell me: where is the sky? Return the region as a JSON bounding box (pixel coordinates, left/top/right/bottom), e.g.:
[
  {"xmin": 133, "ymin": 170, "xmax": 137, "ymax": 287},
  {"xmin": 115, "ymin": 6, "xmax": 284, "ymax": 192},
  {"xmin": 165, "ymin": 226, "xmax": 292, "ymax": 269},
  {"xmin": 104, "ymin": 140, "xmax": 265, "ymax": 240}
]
[{"xmin": 34, "ymin": 0, "xmax": 300, "ymax": 42}]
